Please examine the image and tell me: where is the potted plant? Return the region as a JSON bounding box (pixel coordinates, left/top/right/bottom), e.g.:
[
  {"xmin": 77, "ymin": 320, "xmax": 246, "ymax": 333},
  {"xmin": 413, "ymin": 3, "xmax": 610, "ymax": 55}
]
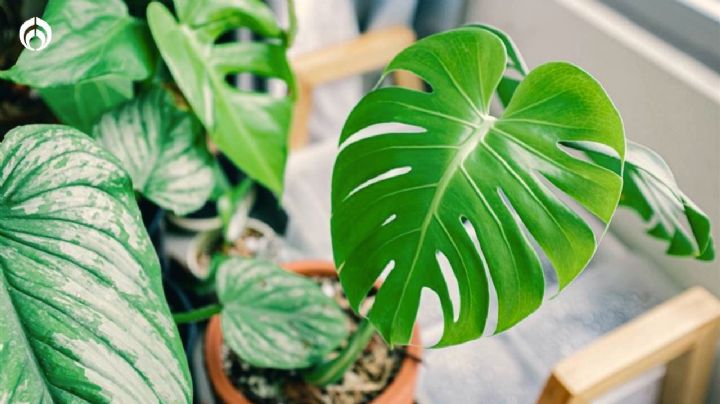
[
  {"xmin": 0, "ymin": 6, "xmax": 714, "ymax": 404},
  {"xmin": 170, "ymin": 257, "xmax": 421, "ymax": 403}
]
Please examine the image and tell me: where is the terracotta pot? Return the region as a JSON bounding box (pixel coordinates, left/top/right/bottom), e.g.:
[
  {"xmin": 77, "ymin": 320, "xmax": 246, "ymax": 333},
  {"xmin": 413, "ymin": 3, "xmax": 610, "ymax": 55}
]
[{"xmin": 205, "ymin": 260, "xmax": 422, "ymax": 404}]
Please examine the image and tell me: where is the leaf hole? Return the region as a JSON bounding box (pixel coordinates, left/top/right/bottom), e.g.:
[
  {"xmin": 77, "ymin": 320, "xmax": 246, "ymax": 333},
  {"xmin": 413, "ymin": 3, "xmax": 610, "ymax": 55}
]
[
  {"xmin": 346, "ymin": 166, "xmax": 412, "ymax": 200},
  {"xmin": 558, "ymin": 141, "xmax": 622, "ymax": 176},
  {"xmin": 381, "ymin": 214, "xmax": 397, "ymax": 227},
  {"xmin": 460, "ymin": 216, "xmax": 499, "ymax": 336},
  {"xmin": 497, "ymin": 189, "xmax": 559, "ymax": 297},
  {"xmin": 339, "ymin": 122, "xmax": 425, "ymax": 152},
  {"xmin": 534, "ymin": 173, "xmax": 608, "ymax": 239},
  {"xmin": 435, "ymin": 251, "xmax": 460, "ymax": 323},
  {"xmin": 386, "ymin": 69, "xmax": 432, "ymax": 93},
  {"xmin": 418, "ymin": 287, "xmax": 443, "ymax": 346}
]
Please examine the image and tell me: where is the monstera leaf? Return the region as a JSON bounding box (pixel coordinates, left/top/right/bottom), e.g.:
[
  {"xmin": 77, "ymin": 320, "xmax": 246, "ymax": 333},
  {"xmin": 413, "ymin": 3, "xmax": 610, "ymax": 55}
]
[
  {"xmin": 621, "ymin": 143, "xmax": 714, "ymax": 259},
  {"xmin": 331, "ymin": 27, "xmax": 625, "ymax": 346},
  {"xmin": 147, "ymin": 0, "xmax": 295, "ymax": 194},
  {"xmin": 472, "ymin": 24, "xmax": 528, "ymax": 108},
  {"xmin": 92, "ymin": 87, "xmax": 214, "ymax": 215},
  {"xmin": 0, "ymin": 125, "xmax": 190, "ymax": 402},
  {"xmin": 581, "ymin": 141, "xmax": 714, "ymax": 260},
  {"xmin": 483, "ymin": 28, "xmax": 715, "ymax": 263},
  {"xmin": 217, "ymin": 258, "xmax": 348, "ymax": 369},
  {"xmin": 0, "ymin": 0, "xmax": 155, "ymax": 88}
]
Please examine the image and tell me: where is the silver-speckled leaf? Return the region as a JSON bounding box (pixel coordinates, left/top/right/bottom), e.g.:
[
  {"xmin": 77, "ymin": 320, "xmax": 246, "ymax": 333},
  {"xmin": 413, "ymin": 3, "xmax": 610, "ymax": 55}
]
[
  {"xmin": 218, "ymin": 258, "xmax": 348, "ymax": 369},
  {"xmin": 92, "ymin": 87, "xmax": 214, "ymax": 215},
  {"xmin": 0, "ymin": 125, "xmax": 191, "ymax": 402}
]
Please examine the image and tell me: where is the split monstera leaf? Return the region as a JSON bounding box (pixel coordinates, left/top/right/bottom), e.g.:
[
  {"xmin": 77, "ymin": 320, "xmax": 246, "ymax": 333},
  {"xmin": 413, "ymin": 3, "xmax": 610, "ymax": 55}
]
[
  {"xmin": 0, "ymin": 126, "xmax": 190, "ymax": 402},
  {"xmin": 147, "ymin": 0, "xmax": 296, "ymax": 195},
  {"xmin": 331, "ymin": 26, "xmax": 714, "ymax": 347}
]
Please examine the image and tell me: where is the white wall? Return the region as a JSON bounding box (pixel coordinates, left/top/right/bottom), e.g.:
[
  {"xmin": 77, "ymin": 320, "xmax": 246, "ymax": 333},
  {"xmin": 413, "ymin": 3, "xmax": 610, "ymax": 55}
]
[{"xmin": 466, "ymin": 0, "xmax": 720, "ymax": 295}]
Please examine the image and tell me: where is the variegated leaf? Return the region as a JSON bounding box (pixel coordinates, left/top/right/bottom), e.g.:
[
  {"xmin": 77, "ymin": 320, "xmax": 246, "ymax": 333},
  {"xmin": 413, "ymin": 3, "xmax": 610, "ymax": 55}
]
[{"xmin": 0, "ymin": 125, "xmax": 191, "ymax": 402}]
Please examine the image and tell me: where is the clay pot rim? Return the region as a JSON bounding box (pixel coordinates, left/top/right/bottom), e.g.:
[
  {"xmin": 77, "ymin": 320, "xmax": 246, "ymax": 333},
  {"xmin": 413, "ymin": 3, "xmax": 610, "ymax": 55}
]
[{"xmin": 205, "ymin": 260, "xmax": 422, "ymax": 404}]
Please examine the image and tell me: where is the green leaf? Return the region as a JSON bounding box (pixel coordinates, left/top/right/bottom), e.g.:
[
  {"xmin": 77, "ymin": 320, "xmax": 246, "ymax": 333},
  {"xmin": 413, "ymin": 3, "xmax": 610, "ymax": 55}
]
[
  {"xmin": 0, "ymin": 0, "xmax": 156, "ymax": 88},
  {"xmin": 39, "ymin": 75, "xmax": 134, "ymax": 133},
  {"xmin": 92, "ymin": 87, "xmax": 214, "ymax": 215},
  {"xmin": 331, "ymin": 27, "xmax": 625, "ymax": 346},
  {"xmin": 0, "ymin": 125, "xmax": 190, "ymax": 402},
  {"xmin": 480, "ymin": 25, "xmax": 715, "ymax": 263},
  {"xmin": 217, "ymin": 258, "xmax": 348, "ymax": 369},
  {"xmin": 470, "ymin": 24, "xmax": 528, "ymax": 108},
  {"xmin": 147, "ymin": 0, "xmax": 295, "ymax": 195},
  {"xmin": 580, "ymin": 141, "xmax": 714, "ymax": 260}
]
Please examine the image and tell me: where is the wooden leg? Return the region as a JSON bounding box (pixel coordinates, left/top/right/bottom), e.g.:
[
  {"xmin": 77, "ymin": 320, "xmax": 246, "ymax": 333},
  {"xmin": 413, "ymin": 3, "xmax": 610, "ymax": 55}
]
[
  {"xmin": 289, "ymin": 80, "xmax": 313, "ymax": 150},
  {"xmin": 661, "ymin": 323, "xmax": 720, "ymax": 404}
]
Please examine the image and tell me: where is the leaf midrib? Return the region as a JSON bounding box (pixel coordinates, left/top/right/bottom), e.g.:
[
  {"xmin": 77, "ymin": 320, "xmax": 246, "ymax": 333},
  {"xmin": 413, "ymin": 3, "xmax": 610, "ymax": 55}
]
[{"xmin": 389, "ymin": 115, "xmax": 496, "ymax": 336}]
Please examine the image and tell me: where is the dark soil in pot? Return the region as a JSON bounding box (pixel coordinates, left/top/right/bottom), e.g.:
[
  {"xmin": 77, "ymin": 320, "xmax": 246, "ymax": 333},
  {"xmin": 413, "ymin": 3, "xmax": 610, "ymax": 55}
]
[{"xmin": 220, "ymin": 276, "xmax": 410, "ymax": 404}]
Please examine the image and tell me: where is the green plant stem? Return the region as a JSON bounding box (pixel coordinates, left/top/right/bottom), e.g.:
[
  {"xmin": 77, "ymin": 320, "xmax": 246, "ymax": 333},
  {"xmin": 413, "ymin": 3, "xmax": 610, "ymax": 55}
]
[
  {"xmin": 302, "ymin": 317, "xmax": 376, "ymax": 386},
  {"xmin": 173, "ymin": 303, "xmax": 222, "ymax": 324}
]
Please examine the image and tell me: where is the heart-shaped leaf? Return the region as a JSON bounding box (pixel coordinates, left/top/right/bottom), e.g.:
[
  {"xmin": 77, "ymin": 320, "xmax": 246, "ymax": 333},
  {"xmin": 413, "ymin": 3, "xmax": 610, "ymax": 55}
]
[
  {"xmin": 92, "ymin": 87, "xmax": 214, "ymax": 215},
  {"xmin": 217, "ymin": 258, "xmax": 348, "ymax": 369},
  {"xmin": 331, "ymin": 27, "xmax": 625, "ymax": 346},
  {"xmin": 147, "ymin": 0, "xmax": 295, "ymax": 195},
  {"xmin": 0, "ymin": 125, "xmax": 190, "ymax": 402},
  {"xmin": 0, "ymin": 0, "xmax": 155, "ymax": 88}
]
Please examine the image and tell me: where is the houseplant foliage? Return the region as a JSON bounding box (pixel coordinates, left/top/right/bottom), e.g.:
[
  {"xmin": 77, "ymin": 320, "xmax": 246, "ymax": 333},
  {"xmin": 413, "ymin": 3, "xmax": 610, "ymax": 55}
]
[
  {"xmin": 481, "ymin": 24, "xmax": 715, "ymax": 261},
  {"xmin": 147, "ymin": 0, "xmax": 296, "ymax": 194},
  {"xmin": 92, "ymin": 87, "xmax": 214, "ymax": 215},
  {"xmin": 214, "ymin": 258, "xmax": 347, "ymax": 369},
  {"xmin": 331, "ymin": 25, "xmax": 714, "ymax": 348},
  {"xmin": 0, "ymin": 0, "xmax": 155, "ymax": 131},
  {"xmin": 332, "ymin": 26, "xmax": 625, "ymax": 346},
  {"xmin": 618, "ymin": 142, "xmax": 714, "ymax": 259},
  {"xmin": 0, "ymin": 125, "xmax": 190, "ymax": 401}
]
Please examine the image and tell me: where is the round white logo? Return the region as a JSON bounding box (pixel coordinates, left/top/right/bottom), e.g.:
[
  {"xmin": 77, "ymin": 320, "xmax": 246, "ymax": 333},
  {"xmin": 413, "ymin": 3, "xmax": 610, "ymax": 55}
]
[{"xmin": 19, "ymin": 17, "xmax": 52, "ymax": 51}]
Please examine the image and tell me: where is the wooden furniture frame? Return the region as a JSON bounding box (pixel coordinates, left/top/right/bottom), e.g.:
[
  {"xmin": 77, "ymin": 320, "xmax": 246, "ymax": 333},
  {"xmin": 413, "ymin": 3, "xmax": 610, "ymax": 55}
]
[
  {"xmin": 538, "ymin": 287, "xmax": 720, "ymax": 404},
  {"xmin": 289, "ymin": 25, "xmax": 423, "ymax": 150}
]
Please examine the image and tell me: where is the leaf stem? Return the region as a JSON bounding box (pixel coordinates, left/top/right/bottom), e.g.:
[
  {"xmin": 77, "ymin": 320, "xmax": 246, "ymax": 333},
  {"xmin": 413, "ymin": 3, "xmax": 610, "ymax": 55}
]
[
  {"xmin": 173, "ymin": 303, "xmax": 222, "ymax": 324},
  {"xmin": 302, "ymin": 318, "xmax": 376, "ymax": 386}
]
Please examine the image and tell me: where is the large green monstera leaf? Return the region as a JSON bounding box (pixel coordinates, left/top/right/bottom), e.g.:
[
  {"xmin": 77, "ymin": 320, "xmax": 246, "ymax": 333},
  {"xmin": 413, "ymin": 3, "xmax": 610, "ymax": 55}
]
[
  {"xmin": 217, "ymin": 258, "xmax": 348, "ymax": 369},
  {"xmin": 147, "ymin": 0, "xmax": 295, "ymax": 194},
  {"xmin": 0, "ymin": 0, "xmax": 155, "ymax": 88},
  {"xmin": 0, "ymin": 126, "xmax": 190, "ymax": 402},
  {"xmin": 331, "ymin": 27, "xmax": 625, "ymax": 346},
  {"xmin": 92, "ymin": 87, "xmax": 214, "ymax": 215}
]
